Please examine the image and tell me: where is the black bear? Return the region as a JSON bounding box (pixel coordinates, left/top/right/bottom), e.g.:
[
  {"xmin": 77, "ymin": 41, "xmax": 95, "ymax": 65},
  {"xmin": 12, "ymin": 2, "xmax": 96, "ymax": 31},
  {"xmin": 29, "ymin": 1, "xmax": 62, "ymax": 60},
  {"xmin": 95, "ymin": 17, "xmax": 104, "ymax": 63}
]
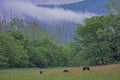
[
  {"xmin": 83, "ymin": 67, "xmax": 90, "ymax": 71},
  {"xmin": 63, "ymin": 69, "xmax": 69, "ymax": 72},
  {"xmin": 40, "ymin": 71, "xmax": 43, "ymax": 74}
]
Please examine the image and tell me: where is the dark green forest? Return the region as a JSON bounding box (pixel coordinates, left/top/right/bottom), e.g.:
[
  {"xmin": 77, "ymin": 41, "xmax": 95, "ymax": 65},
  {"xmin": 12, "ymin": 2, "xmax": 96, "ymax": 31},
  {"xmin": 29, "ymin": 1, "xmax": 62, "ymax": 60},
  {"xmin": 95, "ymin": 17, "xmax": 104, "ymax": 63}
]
[{"xmin": 0, "ymin": 0, "xmax": 120, "ymax": 69}]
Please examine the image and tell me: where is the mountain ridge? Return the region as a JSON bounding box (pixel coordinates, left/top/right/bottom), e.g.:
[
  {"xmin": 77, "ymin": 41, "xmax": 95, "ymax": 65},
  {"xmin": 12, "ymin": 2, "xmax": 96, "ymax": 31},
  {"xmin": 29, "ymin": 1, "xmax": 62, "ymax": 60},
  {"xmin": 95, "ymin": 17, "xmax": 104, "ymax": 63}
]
[{"xmin": 39, "ymin": 0, "xmax": 108, "ymax": 14}]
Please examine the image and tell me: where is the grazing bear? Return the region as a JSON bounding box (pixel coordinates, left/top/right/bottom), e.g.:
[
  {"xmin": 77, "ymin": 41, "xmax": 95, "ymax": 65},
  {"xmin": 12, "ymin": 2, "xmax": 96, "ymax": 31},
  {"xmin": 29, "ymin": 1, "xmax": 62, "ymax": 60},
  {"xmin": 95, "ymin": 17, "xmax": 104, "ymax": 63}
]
[
  {"xmin": 83, "ymin": 66, "xmax": 90, "ymax": 71},
  {"xmin": 40, "ymin": 71, "xmax": 43, "ymax": 74},
  {"xmin": 63, "ymin": 69, "xmax": 69, "ymax": 72}
]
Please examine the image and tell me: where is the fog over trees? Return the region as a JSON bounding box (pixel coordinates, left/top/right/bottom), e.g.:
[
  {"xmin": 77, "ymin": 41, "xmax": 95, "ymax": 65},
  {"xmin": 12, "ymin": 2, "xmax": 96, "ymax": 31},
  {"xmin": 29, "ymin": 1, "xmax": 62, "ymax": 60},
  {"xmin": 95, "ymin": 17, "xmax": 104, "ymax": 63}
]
[{"xmin": 0, "ymin": 0, "xmax": 120, "ymax": 69}]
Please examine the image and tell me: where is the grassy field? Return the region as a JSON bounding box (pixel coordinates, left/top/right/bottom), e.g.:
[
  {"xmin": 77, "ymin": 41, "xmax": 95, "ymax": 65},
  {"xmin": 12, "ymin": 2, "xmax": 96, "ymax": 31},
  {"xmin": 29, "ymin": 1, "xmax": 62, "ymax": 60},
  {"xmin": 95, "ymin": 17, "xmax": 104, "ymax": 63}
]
[{"xmin": 0, "ymin": 64, "xmax": 120, "ymax": 80}]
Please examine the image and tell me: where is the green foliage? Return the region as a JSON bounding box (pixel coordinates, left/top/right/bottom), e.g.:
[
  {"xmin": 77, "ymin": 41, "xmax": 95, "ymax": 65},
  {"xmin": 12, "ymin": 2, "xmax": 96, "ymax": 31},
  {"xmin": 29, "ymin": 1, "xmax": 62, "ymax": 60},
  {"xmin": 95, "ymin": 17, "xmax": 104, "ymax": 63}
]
[
  {"xmin": 1, "ymin": 12, "xmax": 120, "ymax": 69},
  {"xmin": 0, "ymin": 30, "xmax": 70, "ymax": 68},
  {"xmin": 72, "ymin": 14, "xmax": 120, "ymax": 66},
  {"xmin": 27, "ymin": 46, "xmax": 47, "ymax": 68},
  {"xmin": 8, "ymin": 30, "xmax": 25, "ymax": 41},
  {"xmin": 0, "ymin": 18, "xmax": 71, "ymax": 69},
  {"xmin": 61, "ymin": 44, "xmax": 71, "ymax": 66},
  {"xmin": 0, "ymin": 54, "xmax": 9, "ymax": 69},
  {"xmin": 26, "ymin": 38, "xmax": 69, "ymax": 68},
  {"xmin": 0, "ymin": 31, "xmax": 29, "ymax": 68}
]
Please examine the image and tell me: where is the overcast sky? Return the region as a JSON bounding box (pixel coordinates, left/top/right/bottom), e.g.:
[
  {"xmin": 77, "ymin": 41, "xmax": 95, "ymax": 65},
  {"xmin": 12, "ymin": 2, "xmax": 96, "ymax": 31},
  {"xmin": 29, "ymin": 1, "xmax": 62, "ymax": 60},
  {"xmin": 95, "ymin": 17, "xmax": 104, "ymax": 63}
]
[{"xmin": 0, "ymin": 0, "xmax": 97, "ymax": 23}]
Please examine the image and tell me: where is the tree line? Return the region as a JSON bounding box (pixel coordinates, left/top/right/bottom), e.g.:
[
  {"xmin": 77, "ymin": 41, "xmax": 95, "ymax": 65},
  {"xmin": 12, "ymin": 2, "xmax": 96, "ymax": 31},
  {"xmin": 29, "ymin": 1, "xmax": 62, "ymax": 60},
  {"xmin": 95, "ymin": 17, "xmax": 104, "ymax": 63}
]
[
  {"xmin": 0, "ymin": 14, "xmax": 120, "ymax": 69},
  {"xmin": 70, "ymin": 0, "xmax": 120, "ymax": 66},
  {"xmin": 71, "ymin": 14, "xmax": 120, "ymax": 66},
  {"xmin": 0, "ymin": 0, "xmax": 120, "ymax": 69},
  {"xmin": 0, "ymin": 18, "xmax": 70, "ymax": 69}
]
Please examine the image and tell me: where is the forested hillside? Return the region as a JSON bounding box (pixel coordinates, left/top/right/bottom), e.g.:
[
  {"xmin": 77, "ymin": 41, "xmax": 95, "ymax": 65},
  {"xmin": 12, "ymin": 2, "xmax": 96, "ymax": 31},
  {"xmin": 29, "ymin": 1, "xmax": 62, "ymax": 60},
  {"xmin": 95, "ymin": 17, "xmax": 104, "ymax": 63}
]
[{"xmin": 0, "ymin": 0, "xmax": 120, "ymax": 69}]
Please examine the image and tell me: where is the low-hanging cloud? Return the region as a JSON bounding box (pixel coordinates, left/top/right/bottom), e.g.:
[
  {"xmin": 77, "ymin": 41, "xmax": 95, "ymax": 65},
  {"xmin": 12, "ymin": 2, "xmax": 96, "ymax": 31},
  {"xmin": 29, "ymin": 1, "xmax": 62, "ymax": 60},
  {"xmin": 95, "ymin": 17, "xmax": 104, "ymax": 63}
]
[
  {"xmin": 0, "ymin": 0, "xmax": 97, "ymax": 24},
  {"xmin": 29, "ymin": 0, "xmax": 84, "ymax": 5}
]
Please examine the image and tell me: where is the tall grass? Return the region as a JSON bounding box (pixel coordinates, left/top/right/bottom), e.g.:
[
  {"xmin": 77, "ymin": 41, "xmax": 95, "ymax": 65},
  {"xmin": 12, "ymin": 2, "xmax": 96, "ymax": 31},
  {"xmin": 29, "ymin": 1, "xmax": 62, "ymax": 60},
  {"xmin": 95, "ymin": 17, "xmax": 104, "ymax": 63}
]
[{"xmin": 0, "ymin": 64, "xmax": 120, "ymax": 80}]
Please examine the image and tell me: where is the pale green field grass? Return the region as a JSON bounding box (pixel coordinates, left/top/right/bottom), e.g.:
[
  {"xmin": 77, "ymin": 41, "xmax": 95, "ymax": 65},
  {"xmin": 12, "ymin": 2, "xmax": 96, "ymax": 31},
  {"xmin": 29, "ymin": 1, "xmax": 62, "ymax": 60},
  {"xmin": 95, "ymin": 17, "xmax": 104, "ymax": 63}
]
[{"xmin": 0, "ymin": 64, "xmax": 120, "ymax": 80}]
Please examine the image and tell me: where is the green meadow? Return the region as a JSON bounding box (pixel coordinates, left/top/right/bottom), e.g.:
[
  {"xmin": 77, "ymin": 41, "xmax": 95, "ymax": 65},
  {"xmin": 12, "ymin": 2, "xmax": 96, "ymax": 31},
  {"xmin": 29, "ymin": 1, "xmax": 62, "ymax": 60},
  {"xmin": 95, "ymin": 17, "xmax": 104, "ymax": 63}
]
[{"xmin": 0, "ymin": 64, "xmax": 120, "ymax": 80}]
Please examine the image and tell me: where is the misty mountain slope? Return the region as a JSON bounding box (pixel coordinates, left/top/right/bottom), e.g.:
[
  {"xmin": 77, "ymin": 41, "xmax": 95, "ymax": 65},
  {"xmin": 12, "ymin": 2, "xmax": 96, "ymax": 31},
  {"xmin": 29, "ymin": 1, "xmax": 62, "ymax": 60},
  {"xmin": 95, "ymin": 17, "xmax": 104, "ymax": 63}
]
[
  {"xmin": 37, "ymin": 0, "xmax": 109, "ymax": 43},
  {"xmin": 40, "ymin": 0, "xmax": 108, "ymax": 14},
  {"xmin": 0, "ymin": 0, "xmax": 108, "ymax": 43},
  {"xmin": 62, "ymin": 0, "xmax": 109, "ymax": 13}
]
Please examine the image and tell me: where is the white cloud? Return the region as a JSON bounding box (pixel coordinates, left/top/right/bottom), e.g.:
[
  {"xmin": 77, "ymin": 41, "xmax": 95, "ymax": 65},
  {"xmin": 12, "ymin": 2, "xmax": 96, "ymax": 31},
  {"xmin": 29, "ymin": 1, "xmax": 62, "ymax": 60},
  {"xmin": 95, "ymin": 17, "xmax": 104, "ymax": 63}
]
[
  {"xmin": 29, "ymin": 0, "xmax": 84, "ymax": 5},
  {"xmin": 0, "ymin": 0, "xmax": 97, "ymax": 24}
]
